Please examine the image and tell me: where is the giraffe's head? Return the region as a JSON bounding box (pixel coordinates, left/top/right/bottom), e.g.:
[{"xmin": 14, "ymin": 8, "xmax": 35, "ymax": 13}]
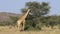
[{"xmin": 28, "ymin": 9, "xmax": 31, "ymax": 12}]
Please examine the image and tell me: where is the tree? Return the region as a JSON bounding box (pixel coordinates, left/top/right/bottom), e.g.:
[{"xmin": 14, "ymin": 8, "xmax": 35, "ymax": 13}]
[
  {"xmin": 21, "ymin": 1, "xmax": 50, "ymax": 30},
  {"xmin": 21, "ymin": 1, "xmax": 50, "ymax": 17}
]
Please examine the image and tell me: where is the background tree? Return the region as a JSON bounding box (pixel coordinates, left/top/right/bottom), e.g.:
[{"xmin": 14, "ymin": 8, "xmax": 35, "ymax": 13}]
[{"xmin": 21, "ymin": 1, "xmax": 50, "ymax": 30}]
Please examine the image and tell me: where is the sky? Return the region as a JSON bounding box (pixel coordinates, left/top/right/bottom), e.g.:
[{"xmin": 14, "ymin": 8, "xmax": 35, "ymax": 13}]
[{"xmin": 0, "ymin": 0, "xmax": 60, "ymax": 15}]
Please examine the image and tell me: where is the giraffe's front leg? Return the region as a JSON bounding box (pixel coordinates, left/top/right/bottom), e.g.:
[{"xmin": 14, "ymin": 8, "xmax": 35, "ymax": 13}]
[
  {"xmin": 17, "ymin": 21, "xmax": 22, "ymax": 30},
  {"xmin": 18, "ymin": 23, "xmax": 23, "ymax": 31}
]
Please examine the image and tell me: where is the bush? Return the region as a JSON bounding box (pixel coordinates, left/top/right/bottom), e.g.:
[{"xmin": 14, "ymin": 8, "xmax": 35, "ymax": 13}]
[{"xmin": 0, "ymin": 21, "xmax": 12, "ymax": 26}]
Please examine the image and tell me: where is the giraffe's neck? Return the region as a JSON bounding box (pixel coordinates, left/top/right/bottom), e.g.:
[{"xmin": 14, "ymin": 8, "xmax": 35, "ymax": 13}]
[
  {"xmin": 18, "ymin": 9, "xmax": 30, "ymax": 21},
  {"xmin": 23, "ymin": 9, "xmax": 30, "ymax": 18}
]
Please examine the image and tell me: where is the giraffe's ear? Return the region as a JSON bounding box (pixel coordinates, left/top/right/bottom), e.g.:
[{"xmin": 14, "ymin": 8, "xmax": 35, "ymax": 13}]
[{"xmin": 30, "ymin": 9, "xmax": 31, "ymax": 12}]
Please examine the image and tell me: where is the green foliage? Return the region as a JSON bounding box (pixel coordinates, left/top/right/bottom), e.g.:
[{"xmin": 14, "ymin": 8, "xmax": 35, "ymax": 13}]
[
  {"xmin": 40, "ymin": 16, "xmax": 60, "ymax": 28},
  {"xmin": 21, "ymin": 1, "xmax": 50, "ymax": 17}
]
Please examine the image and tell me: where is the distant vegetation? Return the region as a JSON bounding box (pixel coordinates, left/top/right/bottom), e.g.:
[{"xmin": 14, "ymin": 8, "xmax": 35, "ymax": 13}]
[{"xmin": 0, "ymin": 15, "xmax": 60, "ymax": 31}]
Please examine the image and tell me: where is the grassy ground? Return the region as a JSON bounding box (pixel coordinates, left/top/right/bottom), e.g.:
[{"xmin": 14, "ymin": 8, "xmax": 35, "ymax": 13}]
[{"xmin": 0, "ymin": 26, "xmax": 60, "ymax": 34}]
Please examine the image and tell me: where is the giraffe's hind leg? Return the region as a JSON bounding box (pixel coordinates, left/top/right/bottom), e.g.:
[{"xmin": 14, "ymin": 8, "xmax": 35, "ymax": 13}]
[{"xmin": 22, "ymin": 20, "xmax": 25, "ymax": 31}]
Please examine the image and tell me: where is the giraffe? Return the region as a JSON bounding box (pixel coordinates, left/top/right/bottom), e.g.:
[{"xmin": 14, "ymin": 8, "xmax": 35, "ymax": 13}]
[{"xmin": 17, "ymin": 9, "xmax": 31, "ymax": 31}]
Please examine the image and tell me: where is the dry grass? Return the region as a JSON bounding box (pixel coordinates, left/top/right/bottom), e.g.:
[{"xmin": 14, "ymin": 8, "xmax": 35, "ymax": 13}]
[{"xmin": 0, "ymin": 26, "xmax": 60, "ymax": 34}]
